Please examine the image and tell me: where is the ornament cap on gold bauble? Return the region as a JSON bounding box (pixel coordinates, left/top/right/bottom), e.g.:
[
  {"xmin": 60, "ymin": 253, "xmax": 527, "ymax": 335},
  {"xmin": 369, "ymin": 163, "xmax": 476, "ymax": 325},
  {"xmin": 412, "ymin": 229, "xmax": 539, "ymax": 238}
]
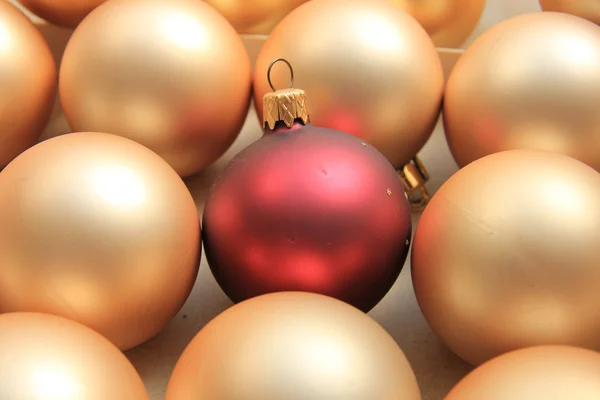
[{"xmin": 263, "ymin": 58, "xmax": 310, "ymax": 129}]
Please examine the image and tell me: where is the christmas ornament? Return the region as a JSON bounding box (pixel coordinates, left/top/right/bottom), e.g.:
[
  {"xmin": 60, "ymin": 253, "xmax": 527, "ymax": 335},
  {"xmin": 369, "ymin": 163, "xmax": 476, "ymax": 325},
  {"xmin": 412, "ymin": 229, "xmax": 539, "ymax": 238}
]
[
  {"xmin": 0, "ymin": 312, "xmax": 149, "ymax": 400},
  {"xmin": 17, "ymin": 0, "xmax": 107, "ymax": 28},
  {"xmin": 446, "ymin": 346, "xmax": 600, "ymax": 400},
  {"xmin": 203, "ymin": 60, "xmax": 412, "ymax": 312},
  {"xmin": 166, "ymin": 292, "xmax": 421, "ymax": 400},
  {"xmin": 0, "ymin": 1, "xmax": 56, "ymax": 169},
  {"xmin": 388, "ymin": 0, "xmax": 485, "ymax": 48},
  {"xmin": 254, "ymin": 0, "xmax": 444, "ymax": 206},
  {"xmin": 444, "ymin": 12, "xmax": 600, "ymax": 171},
  {"xmin": 412, "ymin": 149, "xmax": 600, "ymax": 366},
  {"xmin": 0, "ymin": 132, "xmax": 201, "ymax": 350},
  {"xmin": 59, "ymin": 0, "xmax": 252, "ymax": 177},
  {"xmin": 540, "ymin": 0, "xmax": 600, "ymax": 25},
  {"xmin": 204, "ymin": 0, "xmax": 309, "ymax": 34}
]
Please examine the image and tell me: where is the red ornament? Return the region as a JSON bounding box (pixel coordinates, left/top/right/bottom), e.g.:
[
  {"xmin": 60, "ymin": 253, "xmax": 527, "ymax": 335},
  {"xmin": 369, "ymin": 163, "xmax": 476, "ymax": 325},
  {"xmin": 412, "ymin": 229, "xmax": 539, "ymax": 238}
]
[{"xmin": 202, "ymin": 59, "xmax": 412, "ymax": 312}]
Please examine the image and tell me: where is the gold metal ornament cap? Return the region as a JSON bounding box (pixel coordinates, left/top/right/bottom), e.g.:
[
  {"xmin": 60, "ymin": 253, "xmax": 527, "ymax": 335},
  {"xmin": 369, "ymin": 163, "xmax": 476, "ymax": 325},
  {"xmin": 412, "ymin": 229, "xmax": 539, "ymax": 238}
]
[{"xmin": 263, "ymin": 58, "xmax": 310, "ymax": 130}]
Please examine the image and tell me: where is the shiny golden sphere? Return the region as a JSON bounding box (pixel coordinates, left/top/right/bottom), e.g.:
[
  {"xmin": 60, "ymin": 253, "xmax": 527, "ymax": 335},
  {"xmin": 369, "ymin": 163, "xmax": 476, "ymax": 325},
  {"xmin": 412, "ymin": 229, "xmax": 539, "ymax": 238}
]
[
  {"xmin": 254, "ymin": 0, "xmax": 444, "ymax": 169},
  {"xmin": 446, "ymin": 346, "xmax": 600, "ymax": 400},
  {"xmin": 60, "ymin": 0, "xmax": 252, "ymax": 177},
  {"xmin": 388, "ymin": 0, "xmax": 485, "ymax": 48},
  {"xmin": 0, "ymin": 1, "xmax": 56, "ymax": 168},
  {"xmin": 166, "ymin": 292, "xmax": 421, "ymax": 400},
  {"xmin": 412, "ymin": 150, "xmax": 600, "ymax": 366},
  {"xmin": 17, "ymin": 0, "xmax": 107, "ymax": 28},
  {"xmin": 0, "ymin": 133, "xmax": 201, "ymax": 350},
  {"xmin": 0, "ymin": 312, "xmax": 149, "ymax": 400},
  {"xmin": 540, "ymin": 0, "xmax": 600, "ymax": 25},
  {"xmin": 204, "ymin": 0, "xmax": 309, "ymax": 34},
  {"xmin": 444, "ymin": 12, "xmax": 600, "ymax": 171}
]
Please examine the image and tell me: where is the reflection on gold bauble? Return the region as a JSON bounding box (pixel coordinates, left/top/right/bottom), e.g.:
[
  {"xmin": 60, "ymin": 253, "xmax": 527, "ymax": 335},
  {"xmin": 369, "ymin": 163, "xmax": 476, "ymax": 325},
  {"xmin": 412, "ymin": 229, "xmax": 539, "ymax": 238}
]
[
  {"xmin": 0, "ymin": 133, "xmax": 201, "ymax": 350},
  {"xmin": 166, "ymin": 292, "xmax": 421, "ymax": 400},
  {"xmin": 254, "ymin": 0, "xmax": 444, "ymax": 169},
  {"xmin": 0, "ymin": 313, "xmax": 149, "ymax": 400},
  {"xmin": 444, "ymin": 12, "xmax": 600, "ymax": 171},
  {"xmin": 540, "ymin": 0, "xmax": 600, "ymax": 25},
  {"xmin": 388, "ymin": 0, "xmax": 485, "ymax": 48},
  {"xmin": 204, "ymin": 0, "xmax": 309, "ymax": 34},
  {"xmin": 18, "ymin": 0, "xmax": 107, "ymax": 28},
  {"xmin": 412, "ymin": 150, "xmax": 600, "ymax": 366},
  {"xmin": 446, "ymin": 346, "xmax": 600, "ymax": 400},
  {"xmin": 0, "ymin": 1, "xmax": 56, "ymax": 168},
  {"xmin": 60, "ymin": 0, "xmax": 252, "ymax": 177}
]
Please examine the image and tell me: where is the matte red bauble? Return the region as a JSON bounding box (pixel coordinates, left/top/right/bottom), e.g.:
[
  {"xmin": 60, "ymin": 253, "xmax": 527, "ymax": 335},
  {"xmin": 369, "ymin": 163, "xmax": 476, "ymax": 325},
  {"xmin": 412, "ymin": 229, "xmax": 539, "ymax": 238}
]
[{"xmin": 202, "ymin": 60, "xmax": 412, "ymax": 312}]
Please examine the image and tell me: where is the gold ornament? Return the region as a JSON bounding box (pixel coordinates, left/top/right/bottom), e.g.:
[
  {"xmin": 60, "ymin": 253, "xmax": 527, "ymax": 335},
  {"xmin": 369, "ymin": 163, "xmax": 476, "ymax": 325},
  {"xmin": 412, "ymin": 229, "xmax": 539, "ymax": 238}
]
[
  {"xmin": 388, "ymin": 0, "xmax": 486, "ymax": 48},
  {"xmin": 446, "ymin": 346, "xmax": 600, "ymax": 400},
  {"xmin": 0, "ymin": 1, "xmax": 56, "ymax": 168},
  {"xmin": 254, "ymin": 0, "xmax": 444, "ymax": 171},
  {"xmin": 412, "ymin": 150, "xmax": 600, "ymax": 366},
  {"xmin": 204, "ymin": 0, "xmax": 309, "ymax": 34},
  {"xmin": 17, "ymin": 0, "xmax": 107, "ymax": 28},
  {"xmin": 540, "ymin": 0, "xmax": 600, "ymax": 26},
  {"xmin": 444, "ymin": 12, "xmax": 600, "ymax": 171},
  {"xmin": 0, "ymin": 312, "xmax": 149, "ymax": 400},
  {"xmin": 60, "ymin": 0, "xmax": 252, "ymax": 177},
  {"xmin": 0, "ymin": 132, "xmax": 201, "ymax": 350},
  {"xmin": 166, "ymin": 292, "xmax": 421, "ymax": 400}
]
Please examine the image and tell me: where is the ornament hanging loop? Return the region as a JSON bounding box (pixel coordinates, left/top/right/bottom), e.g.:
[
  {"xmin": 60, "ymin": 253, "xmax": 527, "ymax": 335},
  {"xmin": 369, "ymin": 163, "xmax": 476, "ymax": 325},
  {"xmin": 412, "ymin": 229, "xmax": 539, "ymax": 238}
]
[
  {"xmin": 267, "ymin": 58, "xmax": 294, "ymax": 92},
  {"xmin": 398, "ymin": 157, "xmax": 431, "ymax": 212}
]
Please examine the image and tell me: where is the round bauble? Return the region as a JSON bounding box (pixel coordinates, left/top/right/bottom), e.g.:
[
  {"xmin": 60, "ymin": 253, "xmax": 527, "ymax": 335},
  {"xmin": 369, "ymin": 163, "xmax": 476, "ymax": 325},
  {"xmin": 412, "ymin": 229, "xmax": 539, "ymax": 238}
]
[
  {"xmin": 0, "ymin": 312, "xmax": 149, "ymax": 400},
  {"xmin": 166, "ymin": 292, "xmax": 421, "ymax": 400},
  {"xmin": 389, "ymin": 0, "xmax": 485, "ymax": 48},
  {"xmin": 203, "ymin": 120, "xmax": 412, "ymax": 312},
  {"xmin": 18, "ymin": 0, "xmax": 107, "ymax": 28},
  {"xmin": 204, "ymin": 0, "xmax": 309, "ymax": 34},
  {"xmin": 412, "ymin": 149, "xmax": 600, "ymax": 365},
  {"xmin": 540, "ymin": 0, "xmax": 600, "ymax": 25},
  {"xmin": 60, "ymin": 0, "xmax": 252, "ymax": 177},
  {"xmin": 444, "ymin": 12, "xmax": 600, "ymax": 171},
  {"xmin": 446, "ymin": 346, "xmax": 600, "ymax": 400},
  {"xmin": 0, "ymin": 1, "xmax": 56, "ymax": 168},
  {"xmin": 0, "ymin": 132, "xmax": 201, "ymax": 350},
  {"xmin": 254, "ymin": 0, "xmax": 444, "ymax": 169}
]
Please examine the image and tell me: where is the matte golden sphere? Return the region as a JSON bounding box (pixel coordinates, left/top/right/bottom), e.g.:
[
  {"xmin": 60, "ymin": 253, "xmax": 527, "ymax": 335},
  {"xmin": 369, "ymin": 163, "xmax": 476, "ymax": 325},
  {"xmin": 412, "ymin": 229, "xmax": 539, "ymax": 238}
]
[
  {"xmin": 60, "ymin": 0, "xmax": 252, "ymax": 177},
  {"xmin": 388, "ymin": 0, "xmax": 485, "ymax": 48},
  {"xmin": 0, "ymin": 1, "xmax": 56, "ymax": 168},
  {"xmin": 446, "ymin": 346, "xmax": 600, "ymax": 400},
  {"xmin": 204, "ymin": 0, "xmax": 309, "ymax": 34},
  {"xmin": 0, "ymin": 312, "xmax": 149, "ymax": 400},
  {"xmin": 17, "ymin": 0, "xmax": 107, "ymax": 28},
  {"xmin": 444, "ymin": 12, "xmax": 600, "ymax": 171},
  {"xmin": 412, "ymin": 150, "xmax": 600, "ymax": 366},
  {"xmin": 254, "ymin": 0, "xmax": 444, "ymax": 169},
  {"xmin": 166, "ymin": 292, "xmax": 421, "ymax": 400},
  {"xmin": 0, "ymin": 132, "xmax": 201, "ymax": 350},
  {"xmin": 540, "ymin": 0, "xmax": 600, "ymax": 25}
]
